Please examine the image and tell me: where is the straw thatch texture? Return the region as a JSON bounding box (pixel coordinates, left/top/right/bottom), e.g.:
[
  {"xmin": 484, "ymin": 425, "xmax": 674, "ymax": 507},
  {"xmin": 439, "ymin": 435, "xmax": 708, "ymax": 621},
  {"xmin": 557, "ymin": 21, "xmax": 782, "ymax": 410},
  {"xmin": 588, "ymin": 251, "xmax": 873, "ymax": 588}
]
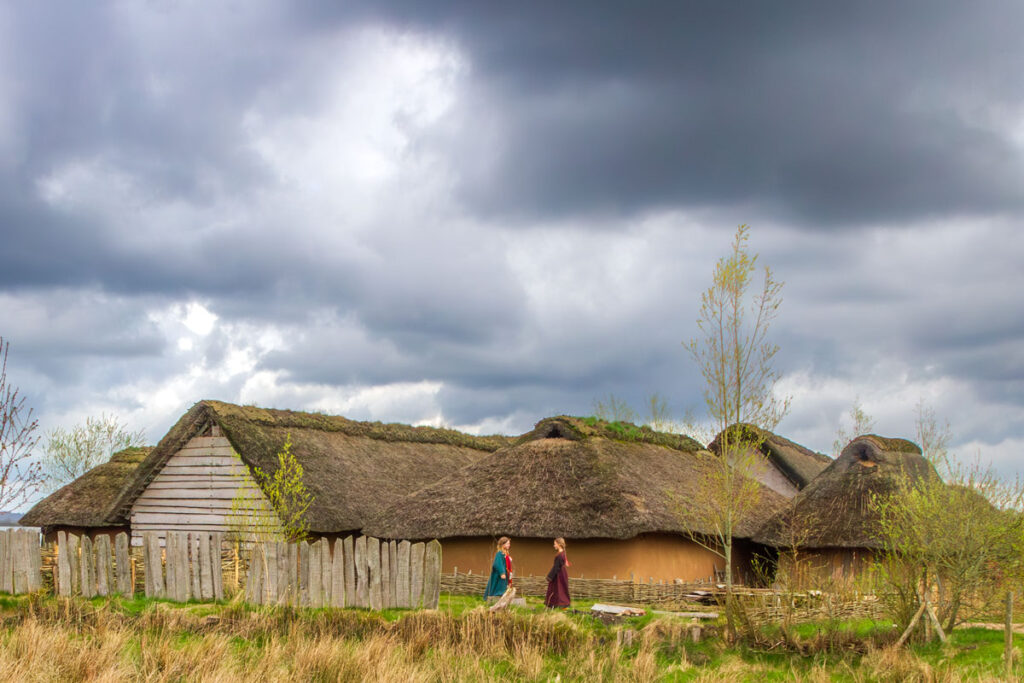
[
  {"xmin": 108, "ymin": 400, "xmax": 509, "ymax": 534},
  {"xmin": 363, "ymin": 416, "xmax": 788, "ymax": 541},
  {"xmin": 754, "ymin": 434, "xmax": 938, "ymax": 549},
  {"xmin": 20, "ymin": 447, "xmax": 151, "ymax": 529},
  {"xmin": 708, "ymin": 424, "xmax": 831, "ymax": 491}
]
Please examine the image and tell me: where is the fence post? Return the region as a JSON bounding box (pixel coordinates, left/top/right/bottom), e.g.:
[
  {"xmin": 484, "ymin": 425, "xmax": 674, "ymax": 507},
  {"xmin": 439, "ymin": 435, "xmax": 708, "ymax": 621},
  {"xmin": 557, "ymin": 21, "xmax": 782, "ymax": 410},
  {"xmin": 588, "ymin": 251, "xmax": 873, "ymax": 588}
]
[
  {"xmin": 343, "ymin": 536, "xmax": 355, "ymax": 607},
  {"xmin": 57, "ymin": 531, "xmax": 71, "ymax": 596},
  {"xmin": 67, "ymin": 533, "xmax": 81, "ymax": 596},
  {"xmin": 275, "ymin": 541, "xmax": 289, "ymax": 605},
  {"xmin": 189, "ymin": 533, "xmax": 201, "ymax": 601},
  {"xmin": 79, "ymin": 535, "xmax": 95, "ymax": 598},
  {"xmin": 211, "ymin": 533, "xmax": 224, "ymax": 601},
  {"xmin": 115, "ymin": 533, "xmax": 131, "ymax": 596},
  {"xmin": 396, "ymin": 540, "xmax": 411, "ymax": 608},
  {"xmin": 298, "ymin": 540, "xmax": 310, "ymax": 607},
  {"xmin": 308, "ymin": 539, "xmax": 322, "ymax": 608},
  {"xmin": 144, "ymin": 531, "xmax": 164, "ymax": 598},
  {"xmin": 11, "ymin": 529, "xmax": 27, "ymax": 594},
  {"xmin": 331, "ymin": 538, "xmax": 345, "ymax": 608},
  {"xmin": 380, "ymin": 540, "xmax": 391, "ymax": 608},
  {"xmin": 367, "ymin": 537, "xmax": 381, "ymax": 610},
  {"xmin": 389, "ymin": 541, "xmax": 398, "ymax": 608},
  {"xmin": 199, "ymin": 533, "xmax": 214, "ymax": 600},
  {"xmin": 321, "ymin": 538, "xmax": 332, "ymax": 607},
  {"xmin": 423, "ymin": 540, "xmax": 442, "ymax": 609},
  {"xmin": 409, "ymin": 542, "xmax": 425, "ymax": 609},
  {"xmin": 165, "ymin": 533, "xmax": 177, "ymax": 599},
  {"xmin": 0, "ymin": 529, "xmax": 9, "ymax": 594},
  {"xmin": 354, "ymin": 536, "xmax": 367, "ymax": 608}
]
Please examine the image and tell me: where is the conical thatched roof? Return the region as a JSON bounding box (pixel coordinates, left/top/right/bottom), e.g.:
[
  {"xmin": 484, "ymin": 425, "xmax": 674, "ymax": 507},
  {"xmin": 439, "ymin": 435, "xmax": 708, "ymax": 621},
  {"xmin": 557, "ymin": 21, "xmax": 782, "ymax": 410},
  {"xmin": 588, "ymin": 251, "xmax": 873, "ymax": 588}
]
[
  {"xmin": 362, "ymin": 415, "xmax": 788, "ymax": 541},
  {"xmin": 20, "ymin": 447, "xmax": 151, "ymax": 529},
  {"xmin": 107, "ymin": 400, "xmax": 511, "ymax": 534},
  {"xmin": 709, "ymin": 424, "xmax": 831, "ymax": 491},
  {"xmin": 754, "ymin": 434, "xmax": 938, "ymax": 549}
]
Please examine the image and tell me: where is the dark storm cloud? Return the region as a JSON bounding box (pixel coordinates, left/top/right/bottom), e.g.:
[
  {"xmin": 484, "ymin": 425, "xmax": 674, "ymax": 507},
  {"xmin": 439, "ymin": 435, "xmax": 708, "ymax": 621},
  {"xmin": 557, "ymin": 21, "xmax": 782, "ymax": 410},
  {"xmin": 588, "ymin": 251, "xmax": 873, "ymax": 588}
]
[{"xmin": 344, "ymin": 1, "xmax": 1024, "ymax": 226}]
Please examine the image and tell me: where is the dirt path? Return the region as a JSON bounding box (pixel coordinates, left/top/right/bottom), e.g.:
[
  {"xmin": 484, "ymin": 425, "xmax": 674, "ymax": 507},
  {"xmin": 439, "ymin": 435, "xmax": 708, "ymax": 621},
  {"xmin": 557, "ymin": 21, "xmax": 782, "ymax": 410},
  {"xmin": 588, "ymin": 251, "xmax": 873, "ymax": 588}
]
[{"xmin": 959, "ymin": 622, "xmax": 1024, "ymax": 634}]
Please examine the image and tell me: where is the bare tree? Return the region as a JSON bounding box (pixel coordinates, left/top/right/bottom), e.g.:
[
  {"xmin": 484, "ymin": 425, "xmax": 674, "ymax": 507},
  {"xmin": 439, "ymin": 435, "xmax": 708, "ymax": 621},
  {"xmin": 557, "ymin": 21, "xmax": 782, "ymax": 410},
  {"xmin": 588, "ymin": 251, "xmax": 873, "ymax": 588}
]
[
  {"xmin": 591, "ymin": 393, "xmax": 638, "ymax": 423},
  {"xmin": 40, "ymin": 413, "xmax": 146, "ymax": 491},
  {"xmin": 832, "ymin": 398, "xmax": 876, "ymax": 456},
  {"xmin": 0, "ymin": 337, "xmax": 43, "ymax": 510},
  {"xmin": 685, "ymin": 224, "xmax": 789, "ymax": 639}
]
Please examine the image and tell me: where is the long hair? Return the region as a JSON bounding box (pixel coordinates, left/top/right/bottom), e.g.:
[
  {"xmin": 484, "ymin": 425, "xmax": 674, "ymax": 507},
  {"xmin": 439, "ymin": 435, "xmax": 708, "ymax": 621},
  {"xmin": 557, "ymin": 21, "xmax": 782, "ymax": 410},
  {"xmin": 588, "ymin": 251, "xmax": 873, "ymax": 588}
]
[
  {"xmin": 554, "ymin": 537, "xmax": 570, "ymax": 567},
  {"xmin": 497, "ymin": 536, "xmax": 511, "ymax": 551}
]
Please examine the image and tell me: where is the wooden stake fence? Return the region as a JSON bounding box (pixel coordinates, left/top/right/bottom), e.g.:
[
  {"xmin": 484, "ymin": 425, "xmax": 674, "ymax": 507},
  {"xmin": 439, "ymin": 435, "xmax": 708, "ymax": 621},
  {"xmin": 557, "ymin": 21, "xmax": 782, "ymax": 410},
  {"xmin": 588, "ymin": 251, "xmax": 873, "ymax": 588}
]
[{"xmin": 0, "ymin": 529, "xmax": 41, "ymax": 594}]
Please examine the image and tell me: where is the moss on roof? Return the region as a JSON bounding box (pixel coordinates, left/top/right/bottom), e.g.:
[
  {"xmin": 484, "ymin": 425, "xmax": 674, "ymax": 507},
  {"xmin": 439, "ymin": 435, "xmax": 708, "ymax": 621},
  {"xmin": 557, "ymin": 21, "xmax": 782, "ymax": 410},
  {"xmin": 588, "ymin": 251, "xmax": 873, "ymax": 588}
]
[
  {"xmin": 107, "ymin": 400, "xmax": 510, "ymax": 533},
  {"xmin": 754, "ymin": 435, "xmax": 938, "ymax": 549},
  {"xmin": 20, "ymin": 447, "xmax": 151, "ymax": 528},
  {"xmin": 517, "ymin": 415, "xmax": 705, "ymax": 452},
  {"xmin": 709, "ymin": 424, "xmax": 832, "ymax": 490},
  {"xmin": 364, "ymin": 418, "xmax": 787, "ymax": 541}
]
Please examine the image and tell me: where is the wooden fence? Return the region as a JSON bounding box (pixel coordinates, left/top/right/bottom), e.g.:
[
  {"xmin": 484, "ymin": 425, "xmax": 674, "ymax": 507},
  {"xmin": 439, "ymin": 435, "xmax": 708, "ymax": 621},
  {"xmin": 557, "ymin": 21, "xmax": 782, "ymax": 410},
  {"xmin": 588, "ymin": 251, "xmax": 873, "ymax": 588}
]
[
  {"xmin": 244, "ymin": 536, "xmax": 442, "ymax": 609},
  {"xmin": 55, "ymin": 530, "xmax": 133, "ymax": 597},
  {"xmin": 0, "ymin": 529, "xmax": 42, "ymax": 594},
  {"xmin": 142, "ymin": 531, "xmax": 225, "ymax": 601}
]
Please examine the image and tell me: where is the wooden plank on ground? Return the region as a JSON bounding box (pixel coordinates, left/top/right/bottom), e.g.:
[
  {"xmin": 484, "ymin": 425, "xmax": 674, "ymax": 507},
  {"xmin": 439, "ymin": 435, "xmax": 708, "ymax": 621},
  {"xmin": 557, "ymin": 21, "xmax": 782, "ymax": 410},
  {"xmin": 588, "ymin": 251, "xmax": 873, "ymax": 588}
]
[
  {"xmin": 423, "ymin": 540, "xmax": 442, "ymax": 609},
  {"xmin": 396, "ymin": 540, "xmax": 411, "ymax": 608},
  {"xmin": 367, "ymin": 536, "xmax": 382, "ymax": 610},
  {"xmin": 115, "ymin": 532, "xmax": 132, "ymax": 596},
  {"xmin": 354, "ymin": 536, "xmax": 367, "ymax": 608},
  {"xmin": 343, "ymin": 536, "xmax": 355, "ymax": 607},
  {"xmin": 380, "ymin": 540, "xmax": 391, "ymax": 609},
  {"xmin": 331, "ymin": 538, "xmax": 344, "ymax": 608},
  {"xmin": 409, "ymin": 542, "xmax": 425, "ymax": 609}
]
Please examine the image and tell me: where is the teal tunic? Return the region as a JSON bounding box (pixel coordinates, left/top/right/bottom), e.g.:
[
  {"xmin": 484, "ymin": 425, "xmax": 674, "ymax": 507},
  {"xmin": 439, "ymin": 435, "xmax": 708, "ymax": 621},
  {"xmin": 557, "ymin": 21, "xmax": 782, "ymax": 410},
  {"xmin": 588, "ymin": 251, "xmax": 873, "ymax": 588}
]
[{"xmin": 484, "ymin": 550, "xmax": 509, "ymax": 598}]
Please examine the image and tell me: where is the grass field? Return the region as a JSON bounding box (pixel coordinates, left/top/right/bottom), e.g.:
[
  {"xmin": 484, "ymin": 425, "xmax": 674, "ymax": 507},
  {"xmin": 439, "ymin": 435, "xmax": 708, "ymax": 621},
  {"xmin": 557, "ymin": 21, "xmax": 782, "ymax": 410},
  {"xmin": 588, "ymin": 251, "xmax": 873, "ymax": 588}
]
[{"xmin": 0, "ymin": 593, "xmax": 1020, "ymax": 681}]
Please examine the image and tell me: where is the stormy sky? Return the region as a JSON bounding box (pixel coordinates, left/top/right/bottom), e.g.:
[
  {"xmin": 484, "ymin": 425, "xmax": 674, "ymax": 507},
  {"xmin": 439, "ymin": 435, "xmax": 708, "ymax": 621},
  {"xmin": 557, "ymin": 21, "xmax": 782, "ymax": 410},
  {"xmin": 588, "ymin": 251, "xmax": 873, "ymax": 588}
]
[{"xmin": 2, "ymin": 1, "xmax": 1023, "ymax": 498}]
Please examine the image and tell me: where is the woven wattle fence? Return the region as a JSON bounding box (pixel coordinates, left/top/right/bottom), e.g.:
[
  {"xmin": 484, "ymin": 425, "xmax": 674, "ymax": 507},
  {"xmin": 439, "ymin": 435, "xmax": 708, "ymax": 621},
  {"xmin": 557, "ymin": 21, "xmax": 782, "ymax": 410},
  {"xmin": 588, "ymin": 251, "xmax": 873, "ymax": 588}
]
[{"xmin": 441, "ymin": 571, "xmax": 722, "ymax": 605}]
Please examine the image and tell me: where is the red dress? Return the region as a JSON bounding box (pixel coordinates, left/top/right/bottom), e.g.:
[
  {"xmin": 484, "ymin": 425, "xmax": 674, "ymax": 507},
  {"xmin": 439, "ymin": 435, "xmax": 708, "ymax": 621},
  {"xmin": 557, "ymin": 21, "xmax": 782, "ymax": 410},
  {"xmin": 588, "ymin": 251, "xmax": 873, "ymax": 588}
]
[{"xmin": 544, "ymin": 551, "xmax": 570, "ymax": 607}]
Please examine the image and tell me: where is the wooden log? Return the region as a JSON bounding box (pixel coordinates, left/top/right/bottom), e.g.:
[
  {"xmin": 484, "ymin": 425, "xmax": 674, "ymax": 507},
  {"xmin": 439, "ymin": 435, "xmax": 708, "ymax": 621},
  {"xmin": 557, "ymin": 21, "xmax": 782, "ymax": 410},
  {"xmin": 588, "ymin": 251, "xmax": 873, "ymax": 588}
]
[
  {"xmin": 27, "ymin": 531, "xmax": 41, "ymax": 592},
  {"xmin": 57, "ymin": 531, "xmax": 71, "ymax": 596},
  {"xmin": 380, "ymin": 541, "xmax": 391, "ymax": 609},
  {"xmin": 321, "ymin": 538, "xmax": 332, "ymax": 608},
  {"xmin": 287, "ymin": 542, "xmax": 299, "ymax": 607},
  {"xmin": 299, "ymin": 540, "xmax": 311, "ymax": 607},
  {"xmin": 199, "ymin": 533, "xmax": 213, "ymax": 600},
  {"xmin": 423, "ymin": 540, "xmax": 442, "ymax": 609},
  {"xmin": 355, "ymin": 536, "xmax": 367, "ymax": 608},
  {"xmin": 489, "ymin": 586, "xmax": 516, "ymax": 612},
  {"xmin": 389, "ymin": 541, "xmax": 398, "ymax": 609},
  {"xmin": 115, "ymin": 533, "xmax": 132, "ymax": 596},
  {"xmin": 94, "ymin": 535, "xmax": 111, "ymax": 596},
  {"xmin": 211, "ymin": 533, "xmax": 224, "ymax": 600},
  {"xmin": 308, "ymin": 539, "xmax": 323, "ymax": 608},
  {"xmin": 67, "ymin": 533, "xmax": 81, "ymax": 596},
  {"xmin": 396, "ymin": 540, "xmax": 411, "ymax": 608},
  {"xmin": 331, "ymin": 538, "xmax": 345, "ymax": 608},
  {"xmin": 409, "ymin": 542, "xmax": 425, "ymax": 609},
  {"xmin": 343, "ymin": 536, "xmax": 355, "ymax": 607},
  {"xmin": 367, "ymin": 537, "xmax": 382, "ymax": 610}
]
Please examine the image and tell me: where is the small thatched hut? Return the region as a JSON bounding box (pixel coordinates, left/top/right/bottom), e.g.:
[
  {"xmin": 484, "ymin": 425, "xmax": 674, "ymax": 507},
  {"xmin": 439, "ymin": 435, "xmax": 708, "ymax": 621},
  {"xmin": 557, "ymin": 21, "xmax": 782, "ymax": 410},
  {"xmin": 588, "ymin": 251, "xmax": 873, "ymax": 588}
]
[
  {"xmin": 363, "ymin": 416, "xmax": 788, "ymax": 583},
  {"xmin": 20, "ymin": 447, "xmax": 151, "ymax": 541},
  {"xmin": 709, "ymin": 424, "xmax": 831, "ymax": 499},
  {"xmin": 754, "ymin": 434, "xmax": 938, "ymax": 583},
  {"xmin": 39, "ymin": 400, "xmax": 508, "ymax": 545}
]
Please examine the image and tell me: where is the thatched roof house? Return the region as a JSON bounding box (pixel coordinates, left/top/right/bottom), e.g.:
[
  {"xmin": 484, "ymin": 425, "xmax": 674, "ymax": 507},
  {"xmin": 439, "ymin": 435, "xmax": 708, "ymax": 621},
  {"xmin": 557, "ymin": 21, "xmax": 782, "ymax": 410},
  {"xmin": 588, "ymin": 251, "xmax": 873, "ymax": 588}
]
[
  {"xmin": 753, "ymin": 434, "xmax": 937, "ymax": 583},
  {"xmin": 37, "ymin": 400, "xmax": 508, "ymax": 545},
  {"xmin": 20, "ymin": 447, "xmax": 151, "ymax": 538},
  {"xmin": 364, "ymin": 416, "xmax": 788, "ymax": 582},
  {"xmin": 708, "ymin": 424, "xmax": 831, "ymax": 498}
]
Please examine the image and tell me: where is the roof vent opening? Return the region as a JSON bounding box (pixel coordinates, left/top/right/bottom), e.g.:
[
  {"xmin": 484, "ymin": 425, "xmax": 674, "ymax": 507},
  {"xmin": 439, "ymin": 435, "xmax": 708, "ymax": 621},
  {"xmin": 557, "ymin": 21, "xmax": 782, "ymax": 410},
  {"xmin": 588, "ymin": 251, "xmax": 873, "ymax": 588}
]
[{"xmin": 852, "ymin": 443, "xmax": 878, "ymax": 468}]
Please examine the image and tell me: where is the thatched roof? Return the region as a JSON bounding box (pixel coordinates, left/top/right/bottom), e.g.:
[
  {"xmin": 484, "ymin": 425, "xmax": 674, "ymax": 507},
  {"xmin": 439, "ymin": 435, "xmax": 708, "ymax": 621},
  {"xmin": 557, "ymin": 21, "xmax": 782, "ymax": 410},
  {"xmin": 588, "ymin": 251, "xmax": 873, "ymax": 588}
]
[
  {"xmin": 362, "ymin": 415, "xmax": 788, "ymax": 541},
  {"xmin": 107, "ymin": 400, "xmax": 510, "ymax": 534},
  {"xmin": 754, "ymin": 434, "xmax": 938, "ymax": 549},
  {"xmin": 709, "ymin": 424, "xmax": 831, "ymax": 490},
  {"xmin": 20, "ymin": 447, "xmax": 151, "ymax": 529}
]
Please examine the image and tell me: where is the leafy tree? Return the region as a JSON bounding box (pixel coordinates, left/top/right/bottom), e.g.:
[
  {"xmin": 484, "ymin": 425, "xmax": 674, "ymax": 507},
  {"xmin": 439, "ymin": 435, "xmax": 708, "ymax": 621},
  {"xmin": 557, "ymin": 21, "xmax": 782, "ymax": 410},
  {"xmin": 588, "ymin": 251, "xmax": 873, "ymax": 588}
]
[
  {"xmin": 39, "ymin": 414, "xmax": 145, "ymax": 491},
  {"xmin": 230, "ymin": 433, "xmax": 312, "ymax": 544},
  {"xmin": 0, "ymin": 337, "xmax": 42, "ymax": 510},
  {"xmin": 685, "ymin": 224, "xmax": 789, "ymax": 639},
  {"xmin": 832, "ymin": 398, "xmax": 876, "ymax": 456}
]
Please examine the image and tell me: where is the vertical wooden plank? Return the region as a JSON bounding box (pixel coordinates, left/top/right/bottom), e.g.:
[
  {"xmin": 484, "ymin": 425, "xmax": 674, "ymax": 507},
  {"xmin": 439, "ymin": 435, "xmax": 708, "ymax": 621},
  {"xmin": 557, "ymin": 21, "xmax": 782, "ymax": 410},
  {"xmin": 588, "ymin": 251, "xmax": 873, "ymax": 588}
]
[
  {"xmin": 354, "ymin": 536, "xmax": 367, "ymax": 608},
  {"xmin": 94, "ymin": 535, "xmax": 111, "ymax": 597},
  {"xmin": 331, "ymin": 538, "xmax": 345, "ymax": 608},
  {"xmin": 211, "ymin": 533, "xmax": 224, "ymax": 601},
  {"xmin": 198, "ymin": 533, "xmax": 213, "ymax": 600},
  {"xmin": 367, "ymin": 537, "xmax": 382, "ymax": 610},
  {"xmin": 142, "ymin": 533, "xmax": 153, "ymax": 597},
  {"xmin": 0, "ymin": 529, "xmax": 9, "ymax": 594},
  {"xmin": 28, "ymin": 532, "xmax": 41, "ymax": 592},
  {"xmin": 409, "ymin": 542, "xmax": 425, "ymax": 609},
  {"xmin": 165, "ymin": 533, "xmax": 177, "ymax": 600},
  {"xmin": 57, "ymin": 531, "xmax": 71, "ymax": 596},
  {"xmin": 67, "ymin": 533, "xmax": 81, "ymax": 596},
  {"xmin": 79, "ymin": 535, "xmax": 95, "ymax": 598},
  {"xmin": 396, "ymin": 540, "xmax": 411, "ymax": 608},
  {"xmin": 380, "ymin": 541, "xmax": 391, "ymax": 609},
  {"xmin": 343, "ymin": 536, "xmax": 355, "ymax": 607},
  {"xmin": 275, "ymin": 541, "xmax": 288, "ymax": 605},
  {"xmin": 179, "ymin": 532, "xmax": 192, "ymax": 602},
  {"xmin": 10, "ymin": 530, "xmax": 26, "ymax": 594},
  {"xmin": 298, "ymin": 540, "xmax": 310, "ymax": 607},
  {"xmin": 321, "ymin": 539, "xmax": 332, "ymax": 607},
  {"xmin": 308, "ymin": 539, "xmax": 322, "ymax": 608},
  {"xmin": 189, "ymin": 533, "xmax": 201, "ymax": 601},
  {"xmin": 389, "ymin": 540, "xmax": 398, "ymax": 608},
  {"xmin": 115, "ymin": 533, "xmax": 131, "ymax": 596},
  {"xmin": 423, "ymin": 540, "xmax": 442, "ymax": 609},
  {"xmin": 247, "ymin": 544, "xmax": 265, "ymax": 605},
  {"xmin": 259, "ymin": 539, "xmax": 274, "ymax": 604},
  {"xmin": 287, "ymin": 542, "xmax": 299, "ymax": 607}
]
